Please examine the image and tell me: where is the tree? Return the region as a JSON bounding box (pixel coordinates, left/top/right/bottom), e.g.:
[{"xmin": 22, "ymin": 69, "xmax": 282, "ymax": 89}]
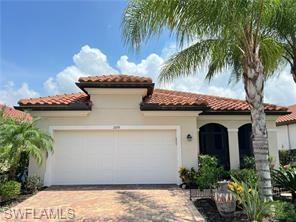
[
  {"xmin": 122, "ymin": 0, "xmax": 284, "ymax": 200},
  {"xmin": 0, "ymin": 113, "xmax": 53, "ymax": 179},
  {"xmin": 270, "ymin": 0, "xmax": 296, "ymax": 83}
]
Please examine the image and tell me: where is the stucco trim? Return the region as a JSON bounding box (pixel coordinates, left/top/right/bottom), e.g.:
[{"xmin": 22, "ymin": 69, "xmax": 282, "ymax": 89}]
[
  {"xmin": 142, "ymin": 111, "xmax": 202, "ymax": 117},
  {"xmin": 44, "ymin": 125, "xmax": 182, "ymax": 186},
  {"xmin": 85, "ymin": 88, "xmax": 148, "ymax": 96},
  {"xmin": 228, "ymin": 129, "xmax": 239, "ymax": 132},
  {"xmin": 29, "ymin": 111, "xmax": 91, "ymax": 117}
]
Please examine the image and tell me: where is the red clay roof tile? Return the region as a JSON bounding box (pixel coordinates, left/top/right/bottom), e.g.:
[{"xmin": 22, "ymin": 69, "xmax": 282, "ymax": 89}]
[
  {"xmin": 0, "ymin": 104, "xmax": 32, "ymax": 120},
  {"xmin": 276, "ymin": 104, "xmax": 296, "ymax": 125},
  {"xmin": 79, "ymin": 74, "xmax": 152, "ymax": 83},
  {"xmin": 146, "ymin": 89, "xmax": 286, "ymax": 111},
  {"xmin": 18, "ymin": 93, "xmax": 89, "ymax": 106},
  {"xmin": 17, "ymin": 75, "xmax": 287, "ymax": 113}
]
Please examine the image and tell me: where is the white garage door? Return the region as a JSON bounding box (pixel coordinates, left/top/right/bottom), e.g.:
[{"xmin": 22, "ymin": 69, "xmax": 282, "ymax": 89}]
[{"xmin": 51, "ymin": 130, "xmax": 178, "ymax": 185}]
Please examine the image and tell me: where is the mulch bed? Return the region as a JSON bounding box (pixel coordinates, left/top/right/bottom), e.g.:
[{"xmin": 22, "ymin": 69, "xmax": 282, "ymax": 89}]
[{"xmin": 194, "ymin": 198, "xmax": 278, "ymax": 222}]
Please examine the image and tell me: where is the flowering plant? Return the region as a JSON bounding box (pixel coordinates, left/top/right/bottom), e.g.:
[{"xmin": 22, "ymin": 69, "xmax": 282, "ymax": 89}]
[{"xmin": 228, "ymin": 177, "xmax": 270, "ymax": 222}]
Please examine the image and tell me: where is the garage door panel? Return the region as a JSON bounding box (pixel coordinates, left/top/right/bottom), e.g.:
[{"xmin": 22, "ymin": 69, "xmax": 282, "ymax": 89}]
[
  {"xmin": 118, "ymin": 130, "xmax": 175, "ymax": 144},
  {"xmin": 51, "ymin": 129, "xmax": 177, "ymax": 185}
]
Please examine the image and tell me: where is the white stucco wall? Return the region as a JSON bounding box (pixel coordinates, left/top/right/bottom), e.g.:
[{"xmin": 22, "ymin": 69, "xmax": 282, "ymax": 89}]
[
  {"xmin": 277, "ymin": 124, "xmax": 296, "ymax": 150},
  {"xmin": 290, "ymin": 124, "xmax": 296, "ymax": 149},
  {"xmin": 27, "ymin": 89, "xmax": 281, "ymax": 183},
  {"xmin": 28, "ymin": 89, "xmax": 198, "ymax": 181}
]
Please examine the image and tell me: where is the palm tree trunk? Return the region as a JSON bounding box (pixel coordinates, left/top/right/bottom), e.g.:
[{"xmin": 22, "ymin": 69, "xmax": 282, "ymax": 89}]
[{"xmin": 243, "ymin": 45, "xmax": 273, "ymax": 201}]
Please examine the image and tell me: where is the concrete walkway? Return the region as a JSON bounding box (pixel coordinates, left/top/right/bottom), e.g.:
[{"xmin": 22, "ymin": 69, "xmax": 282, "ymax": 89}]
[{"xmin": 1, "ymin": 185, "xmax": 204, "ymax": 222}]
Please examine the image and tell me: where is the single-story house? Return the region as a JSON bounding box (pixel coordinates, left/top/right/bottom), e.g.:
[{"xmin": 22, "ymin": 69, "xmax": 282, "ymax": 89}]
[
  {"xmin": 276, "ymin": 104, "xmax": 296, "ymax": 150},
  {"xmin": 15, "ymin": 74, "xmax": 288, "ymax": 186}
]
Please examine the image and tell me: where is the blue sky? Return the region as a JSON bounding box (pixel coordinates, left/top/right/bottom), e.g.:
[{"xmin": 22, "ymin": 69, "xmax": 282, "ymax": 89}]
[
  {"xmin": 1, "ymin": 0, "xmax": 295, "ymax": 106},
  {"xmin": 1, "ymin": 0, "xmax": 170, "ymax": 89}
]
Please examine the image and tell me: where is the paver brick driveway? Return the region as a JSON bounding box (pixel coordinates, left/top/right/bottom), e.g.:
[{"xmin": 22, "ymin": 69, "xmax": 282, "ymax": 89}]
[{"xmin": 1, "ymin": 185, "xmax": 204, "ymax": 222}]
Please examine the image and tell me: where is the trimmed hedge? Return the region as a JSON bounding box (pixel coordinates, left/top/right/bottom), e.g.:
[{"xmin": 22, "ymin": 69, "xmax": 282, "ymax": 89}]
[{"xmin": 0, "ymin": 180, "xmax": 21, "ymax": 200}]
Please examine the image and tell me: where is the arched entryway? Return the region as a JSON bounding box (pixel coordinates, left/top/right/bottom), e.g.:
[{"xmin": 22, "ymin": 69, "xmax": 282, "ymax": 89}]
[
  {"xmin": 238, "ymin": 123, "xmax": 253, "ymax": 167},
  {"xmin": 199, "ymin": 123, "xmax": 230, "ymax": 170}
]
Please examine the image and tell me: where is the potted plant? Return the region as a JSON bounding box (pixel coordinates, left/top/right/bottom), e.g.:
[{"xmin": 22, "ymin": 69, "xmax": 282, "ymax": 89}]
[
  {"xmin": 214, "ymin": 180, "xmax": 236, "ymax": 217},
  {"xmin": 178, "ymin": 167, "xmax": 197, "ymax": 188}
]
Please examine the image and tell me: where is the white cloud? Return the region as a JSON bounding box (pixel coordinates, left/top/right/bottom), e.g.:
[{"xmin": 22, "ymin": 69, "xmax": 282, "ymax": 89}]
[
  {"xmin": 0, "ymin": 82, "xmax": 39, "ymax": 106},
  {"xmin": 44, "ymin": 66, "xmax": 86, "ymax": 95},
  {"xmin": 265, "ymin": 68, "xmax": 296, "ymax": 105},
  {"xmin": 73, "ymin": 45, "xmax": 117, "ymax": 74},
  {"xmin": 1, "ymin": 44, "xmax": 295, "ymax": 106},
  {"xmin": 163, "ymin": 72, "xmax": 245, "ymax": 100},
  {"xmin": 44, "ymin": 45, "xmax": 117, "ymax": 95},
  {"xmin": 117, "ymin": 53, "xmax": 164, "ymax": 80},
  {"xmin": 161, "ymin": 42, "xmax": 178, "ymax": 59}
]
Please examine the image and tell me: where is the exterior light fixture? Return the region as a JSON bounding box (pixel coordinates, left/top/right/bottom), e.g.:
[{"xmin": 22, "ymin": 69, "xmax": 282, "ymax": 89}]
[{"xmin": 187, "ymin": 134, "xmax": 192, "ymax": 141}]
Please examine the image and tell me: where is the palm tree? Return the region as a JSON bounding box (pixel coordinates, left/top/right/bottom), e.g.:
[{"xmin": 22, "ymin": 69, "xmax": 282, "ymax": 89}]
[
  {"xmin": 0, "ymin": 114, "xmax": 53, "ymax": 179},
  {"xmin": 270, "ymin": 0, "xmax": 296, "ymax": 83},
  {"xmin": 122, "ymin": 0, "xmax": 284, "ymax": 200}
]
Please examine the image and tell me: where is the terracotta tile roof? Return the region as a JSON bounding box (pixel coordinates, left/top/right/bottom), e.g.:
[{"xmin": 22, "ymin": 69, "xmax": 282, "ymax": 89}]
[
  {"xmin": 17, "ymin": 88, "xmax": 286, "ymax": 113},
  {"xmin": 145, "ymin": 89, "xmax": 208, "ymax": 106},
  {"xmin": 276, "ymin": 104, "xmax": 296, "ymax": 125},
  {"xmin": 18, "ymin": 93, "xmax": 89, "ymax": 106},
  {"xmin": 0, "ymin": 104, "xmax": 32, "ymax": 120},
  {"xmin": 16, "ymin": 74, "xmax": 287, "ymax": 113},
  {"xmin": 145, "ymin": 89, "xmax": 287, "ymax": 112},
  {"xmin": 79, "ymin": 74, "xmax": 152, "ymax": 83}
]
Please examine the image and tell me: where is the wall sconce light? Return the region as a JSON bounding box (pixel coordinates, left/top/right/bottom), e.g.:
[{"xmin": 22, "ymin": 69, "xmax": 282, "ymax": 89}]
[{"xmin": 187, "ymin": 134, "xmax": 192, "ymax": 142}]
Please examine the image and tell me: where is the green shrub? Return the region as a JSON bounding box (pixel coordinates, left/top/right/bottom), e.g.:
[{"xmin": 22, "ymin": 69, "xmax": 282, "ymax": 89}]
[
  {"xmin": 196, "ymin": 155, "xmax": 224, "ymax": 190},
  {"xmin": 230, "ymin": 168, "xmax": 257, "ymax": 186},
  {"xmin": 271, "ymin": 201, "xmax": 296, "ymax": 222},
  {"xmin": 240, "ymin": 155, "xmax": 255, "ymax": 169},
  {"xmin": 0, "ymin": 180, "xmax": 21, "ymax": 200},
  {"xmin": 179, "ymin": 167, "xmax": 190, "ymax": 183},
  {"xmin": 272, "ymin": 166, "xmax": 296, "ymax": 201},
  {"xmin": 178, "ymin": 167, "xmax": 197, "ymax": 184},
  {"xmin": 25, "ymin": 176, "xmax": 41, "ymax": 193},
  {"xmin": 228, "ymin": 177, "xmax": 270, "ymax": 222},
  {"xmin": 279, "ymin": 149, "xmax": 296, "ymax": 166}
]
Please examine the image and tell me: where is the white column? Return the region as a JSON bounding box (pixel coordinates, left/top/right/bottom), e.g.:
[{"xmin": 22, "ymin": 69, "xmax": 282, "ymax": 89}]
[
  {"xmin": 196, "ymin": 128, "xmax": 200, "ymax": 156},
  {"xmin": 228, "ymin": 129, "xmax": 240, "ymax": 169},
  {"xmin": 268, "ymin": 129, "xmax": 279, "ymax": 168}
]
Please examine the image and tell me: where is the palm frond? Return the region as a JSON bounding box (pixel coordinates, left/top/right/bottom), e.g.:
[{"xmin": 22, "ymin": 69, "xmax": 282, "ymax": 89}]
[
  {"xmin": 122, "ymin": 0, "xmax": 181, "ymax": 50},
  {"xmin": 260, "ymin": 36, "xmax": 284, "ymax": 76},
  {"xmin": 0, "ymin": 117, "xmax": 53, "ymax": 168},
  {"xmin": 159, "ymin": 39, "xmax": 226, "ymax": 83}
]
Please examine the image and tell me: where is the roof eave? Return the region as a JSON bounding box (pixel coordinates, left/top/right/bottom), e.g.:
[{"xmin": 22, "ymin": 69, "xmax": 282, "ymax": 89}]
[
  {"xmin": 276, "ymin": 119, "xmax": 296, "ymax": 126},
  {"xmin": 140, "ymin": 103, "xmax": 208, "ymax": 111},
  {"xmin": 15, "ymin": 104, "xmax": 91, "ymax": 111},
  {"xmin": 76, "ymin": 82, "xmax": 155, "ymax": 96}
]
